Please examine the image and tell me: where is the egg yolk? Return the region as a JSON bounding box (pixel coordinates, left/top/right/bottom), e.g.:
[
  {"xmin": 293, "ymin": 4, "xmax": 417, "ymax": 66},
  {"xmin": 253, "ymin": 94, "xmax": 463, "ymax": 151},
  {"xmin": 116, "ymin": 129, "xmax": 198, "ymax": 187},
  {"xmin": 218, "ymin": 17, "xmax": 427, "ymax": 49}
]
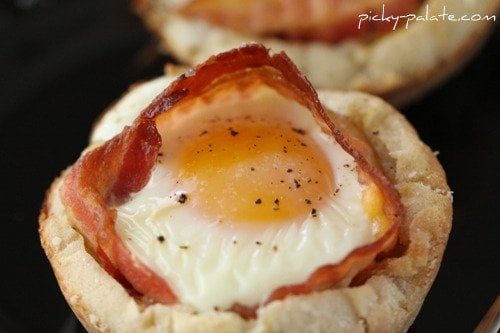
[
  {"xmin": 175, "ymin": 119, "xmax": 334, "ymax": 224},
  {"xmin": 362, "ymin": 182, "xmax": 391, "ymax": 238}
]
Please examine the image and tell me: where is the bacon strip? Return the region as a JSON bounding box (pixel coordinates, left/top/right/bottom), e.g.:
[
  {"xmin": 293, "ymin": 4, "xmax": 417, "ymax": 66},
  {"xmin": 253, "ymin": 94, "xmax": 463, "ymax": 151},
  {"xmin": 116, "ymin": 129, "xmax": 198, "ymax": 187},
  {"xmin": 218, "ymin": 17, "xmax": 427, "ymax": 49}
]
[
  {"xmin": 63, "ymin": 120, "xmax": 177, "ymax": 303},
  {"xmin": 179, "ymin": 0, "xmax": 423, "ymax": 43},
  {"xmin": 62, "ymin": 44, "xmax": 403, "ymax": 316}
]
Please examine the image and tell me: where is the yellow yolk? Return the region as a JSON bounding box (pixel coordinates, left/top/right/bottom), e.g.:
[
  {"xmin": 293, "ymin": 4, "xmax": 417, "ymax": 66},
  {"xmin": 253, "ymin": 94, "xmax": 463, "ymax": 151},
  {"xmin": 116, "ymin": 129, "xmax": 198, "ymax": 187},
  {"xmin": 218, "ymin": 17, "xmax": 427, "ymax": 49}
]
[
  {"xmin": 175, "ymin": 120, "xmax": 334, "ymax": 224},
  {"xmin": 362, "ymin": 182, "xmax": 390, "ymax": 238}
]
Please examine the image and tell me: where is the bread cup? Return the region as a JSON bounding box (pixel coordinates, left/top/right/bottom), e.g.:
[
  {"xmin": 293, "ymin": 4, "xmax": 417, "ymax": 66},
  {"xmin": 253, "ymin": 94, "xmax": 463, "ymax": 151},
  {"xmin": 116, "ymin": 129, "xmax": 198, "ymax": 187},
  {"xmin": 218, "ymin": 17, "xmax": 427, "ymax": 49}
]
[
  {"xmin": 133, "ymin": 0, "xmax": 499, "ymax": 105},
  {"xmin": 40, "ymin": 45, "xmax": 452, "ymax": 332}
]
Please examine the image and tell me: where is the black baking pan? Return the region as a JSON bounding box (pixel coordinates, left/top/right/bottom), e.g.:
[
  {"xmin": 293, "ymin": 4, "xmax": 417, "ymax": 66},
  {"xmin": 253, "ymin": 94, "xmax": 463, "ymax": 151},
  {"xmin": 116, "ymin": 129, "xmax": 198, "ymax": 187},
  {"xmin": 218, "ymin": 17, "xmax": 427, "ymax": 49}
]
[{"xmin": 0, "ymin": 1, "xmax": 498, "ymax": 332}]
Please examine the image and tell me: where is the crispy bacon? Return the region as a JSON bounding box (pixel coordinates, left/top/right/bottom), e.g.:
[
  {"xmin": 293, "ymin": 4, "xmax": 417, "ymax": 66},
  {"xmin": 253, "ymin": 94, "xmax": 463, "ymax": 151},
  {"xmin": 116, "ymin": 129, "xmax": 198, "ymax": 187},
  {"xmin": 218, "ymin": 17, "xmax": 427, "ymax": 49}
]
[
  {"xmin": 179, "ymin": 0, "xmax": 423, "ymax": 43},
  {"xmin": 62, "ymin": 44, "xmax": 403, "ymax": 316},
  {"xmin": 63, "ymin": 120, "xmax": 177, "ymax": 303}
]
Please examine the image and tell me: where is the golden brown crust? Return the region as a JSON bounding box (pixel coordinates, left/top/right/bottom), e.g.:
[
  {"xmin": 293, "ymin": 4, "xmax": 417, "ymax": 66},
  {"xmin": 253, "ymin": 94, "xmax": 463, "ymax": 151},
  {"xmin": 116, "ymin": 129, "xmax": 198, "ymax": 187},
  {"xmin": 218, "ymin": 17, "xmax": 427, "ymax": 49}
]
[
  {"xmin": 133, "ymin": 0, "xmax": 499, "ymax": 105},
  {"xmin": 39, "ymin": 75, "xmax": 452, "ymax": 332}
]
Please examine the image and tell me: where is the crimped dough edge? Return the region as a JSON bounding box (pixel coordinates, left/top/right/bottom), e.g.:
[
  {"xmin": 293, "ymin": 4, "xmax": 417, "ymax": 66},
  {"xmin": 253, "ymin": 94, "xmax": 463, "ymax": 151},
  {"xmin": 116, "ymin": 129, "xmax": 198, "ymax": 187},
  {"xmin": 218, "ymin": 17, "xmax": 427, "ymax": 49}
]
[
  {"xmin": 134, "ymin": 0, "xmax": 499, "ymax": 105},
  {"xmin": 39, "ymin": 74, "xmax": 452, "ymax": 333}
]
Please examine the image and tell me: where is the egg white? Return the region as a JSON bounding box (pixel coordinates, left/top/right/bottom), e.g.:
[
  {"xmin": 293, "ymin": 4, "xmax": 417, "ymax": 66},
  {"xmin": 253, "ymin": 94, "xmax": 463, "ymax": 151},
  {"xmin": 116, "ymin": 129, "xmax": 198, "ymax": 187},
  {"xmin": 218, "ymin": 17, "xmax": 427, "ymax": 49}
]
[{"xmin": 112, "ymin": 83, "xmax": 375, "ymax": 312}]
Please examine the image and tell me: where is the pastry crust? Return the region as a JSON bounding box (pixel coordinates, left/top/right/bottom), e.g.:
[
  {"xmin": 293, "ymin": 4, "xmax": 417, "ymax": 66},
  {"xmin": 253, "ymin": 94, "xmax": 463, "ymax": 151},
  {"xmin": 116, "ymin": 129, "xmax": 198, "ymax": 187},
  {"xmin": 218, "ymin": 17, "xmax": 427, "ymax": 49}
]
[
  {"xmin": 39, "ymin": 73, "xmax": 452, "ymax": 332},
  {"xmin": 133, "ymin": 0, "xmax": 499, "ymax": 105}
]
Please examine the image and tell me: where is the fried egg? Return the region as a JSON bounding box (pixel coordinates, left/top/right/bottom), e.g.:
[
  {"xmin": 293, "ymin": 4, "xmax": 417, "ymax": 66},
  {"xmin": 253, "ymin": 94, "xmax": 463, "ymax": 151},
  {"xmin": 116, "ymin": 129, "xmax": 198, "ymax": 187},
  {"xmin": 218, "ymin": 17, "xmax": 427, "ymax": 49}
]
[{"xmin": 113, "ymin": 82, "xmax": 388, "ymax": 312}]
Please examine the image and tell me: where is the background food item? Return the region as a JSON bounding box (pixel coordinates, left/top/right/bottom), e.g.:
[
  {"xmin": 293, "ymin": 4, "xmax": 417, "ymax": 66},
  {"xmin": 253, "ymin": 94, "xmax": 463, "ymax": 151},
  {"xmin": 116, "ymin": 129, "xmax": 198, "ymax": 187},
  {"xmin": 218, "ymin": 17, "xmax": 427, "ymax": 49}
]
[
  {"xmin": 40, "ymin": 45, "xmax": 451, "ymax": 330},
  {"xmin": 0, "ymin": 1, "xmax": 497, "ymax": 331},
  {"xmin": 134, "ymin": 0, "xmax": 499, "ymax": 104}
]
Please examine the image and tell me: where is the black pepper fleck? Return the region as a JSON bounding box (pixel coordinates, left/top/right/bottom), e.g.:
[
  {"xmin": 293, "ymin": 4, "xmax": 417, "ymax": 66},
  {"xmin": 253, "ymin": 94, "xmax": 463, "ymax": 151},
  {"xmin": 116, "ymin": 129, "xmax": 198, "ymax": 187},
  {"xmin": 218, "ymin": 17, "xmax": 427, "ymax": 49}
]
[
  {"xmin": 311, "ymin": 208, "xmax": 317, "ymax": 217},
  {"xmin": 292, "ymin": 128, "xmax": 306, "ymax": 135},
  {"xmin": 255, "ymin": 198, "xmax": 262, "ymax": 204},
  {"xmin": 229, "ymin": 128, "xmax": 239, "ymax": 136},
  {"xmin": 256, "ymin": 241, "xmax": 262, "ymax": 245},
  {"xmin": 273, "ymin": 198, "xmax": 280, "ymax": 211},
  {"xmin": 287, "ymin": 169, "xmax": 293, "ymax": 173},
  {"xmin": 179, "ymin": 245, "xmax": 189, "ymax": 250},
  {"xmin": 372, "ymin": 130, "xmax": 379, "ymax": 135},
  {"xmin": 305, "ymin": 199, "xmax": 312, "ymax": 205},
  {"xmin": 157, "ymin": 235, "xmax": 165, "ymax": 243},
  {"xmin": 178, "ymin": 193, "xmax": 188, "ymax": 204}
]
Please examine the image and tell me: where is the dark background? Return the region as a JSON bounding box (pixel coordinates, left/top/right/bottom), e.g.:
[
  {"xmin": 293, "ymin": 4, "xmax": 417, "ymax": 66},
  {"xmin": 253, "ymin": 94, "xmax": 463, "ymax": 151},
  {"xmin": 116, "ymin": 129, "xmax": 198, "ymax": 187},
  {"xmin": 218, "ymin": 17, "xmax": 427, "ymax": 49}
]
[{"xmin": 0, "ymin": 0, "xmax": 498, "ymax": 332}]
